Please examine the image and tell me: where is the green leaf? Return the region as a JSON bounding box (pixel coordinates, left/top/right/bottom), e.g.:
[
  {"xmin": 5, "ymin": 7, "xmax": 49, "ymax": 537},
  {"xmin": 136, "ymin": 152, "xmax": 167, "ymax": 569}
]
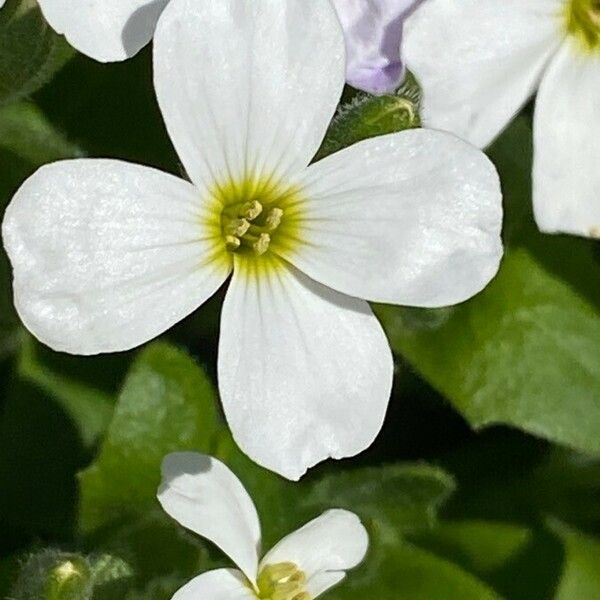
[
  {"xmin": 329, "ymin": 538, "xmax": 502, "ymax": 600},
  {"xmin": 549, "ymin": 520, "xmax": 600, "ymax": 599},
  {"xmin": 78, "ymin": 342, "xmax": 220, "ymax": 534},
  {"xmin": 0, "ymin": 101, "xmax": 82, "ymax": 165},
  {"xmin": 302, "ymin": 463, "xmax": 455, "ymax": 533},
  {"xmin": 377, "ymin": 117, "xmax": 600, "ymax": 456},
  {"xmin": 303, "ymin": 464, "xmax": 500, "ymax": 599},
  {"xmin": 315, "ymin": 75, "xmax": 420, "ymax": 160},
  {"xmin": 0, "ymin": 0, "xmax": 74, "ymax": 105},
  {"xmin": 412, "ymin": 520, "xmax": 532, "ymax": 575},
  {"xmin": 85, "ymin": 511, "xmax": 210, "ymax": 587},
  {"xmin": 18, "ymin": 337, "xmax": 114, "ymax": 447}
]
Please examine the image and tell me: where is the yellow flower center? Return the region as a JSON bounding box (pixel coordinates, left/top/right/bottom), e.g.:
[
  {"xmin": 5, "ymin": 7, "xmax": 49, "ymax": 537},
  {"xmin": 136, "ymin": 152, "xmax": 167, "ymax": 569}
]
[
  {"xmin": 209, "ymin": 176, "xmax": 304, "ymax": 260},
  {"xmin": 256, "ymin": 562, "xmax": 311, "ymax": 600},
  {"xmin": 565, "ymin": 0, "xmax": 600, "ymax": 52}
]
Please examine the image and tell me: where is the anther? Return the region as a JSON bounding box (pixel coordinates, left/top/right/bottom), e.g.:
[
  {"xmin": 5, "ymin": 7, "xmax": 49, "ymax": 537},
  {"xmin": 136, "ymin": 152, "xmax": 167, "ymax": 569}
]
[
  {"xmin": 225, "ymin": 235, "xmax": 241, "ymax": 250},
  {"xmin": 225, "ymin": 218, "xmax": 251, "ymax": 237},
  {"xmin": 265, "ymin": 207, "xmax": 284, "ymax": 231},
  {"xmin": 241, "ymin": 200, "xmax": 263, "ymax": 221},
  {"xmin": 252, "ymin": 233, "xmax": 271, "ymax": 256}
]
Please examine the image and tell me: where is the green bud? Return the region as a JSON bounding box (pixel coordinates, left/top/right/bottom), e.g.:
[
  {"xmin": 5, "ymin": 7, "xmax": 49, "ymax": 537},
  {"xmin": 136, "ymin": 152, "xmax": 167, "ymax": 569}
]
[
  {"xmin": 44, "ymin": 558, "xmax": 91, "ymax": 600},
  {"xmin": 9, "ymin": 550, "xmax": 92, "ymax": 600},
  {"xmin": 315, "ymin": 73, "xmax": 421, "ymax": 161}
]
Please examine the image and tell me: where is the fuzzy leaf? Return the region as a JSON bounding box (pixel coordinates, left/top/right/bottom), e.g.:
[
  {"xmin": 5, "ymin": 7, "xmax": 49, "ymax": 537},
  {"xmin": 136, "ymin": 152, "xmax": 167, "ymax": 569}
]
[{"xmin": 78, "ymin": 342, "xmax": 220, "ymax": 534}]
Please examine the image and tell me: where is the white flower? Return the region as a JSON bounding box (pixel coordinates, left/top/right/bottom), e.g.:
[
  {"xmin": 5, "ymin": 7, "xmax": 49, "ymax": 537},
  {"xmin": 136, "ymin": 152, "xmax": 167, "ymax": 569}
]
[
  {"xmin": 403, "ymin": 0, "xmax": 600, "ymax": 238},
  {"xmin": 29, "ymin": 0, "xmax": 417, "ymax": 93},
  {"xmin": 34, "ymin": 0, "xmax": 169, "ymax": 63},
  {"xmin": 157, "ymin": 452, "xmax": 369, "ymax": 600},
  {"xmin": 331, "ymin": 0, "xmax": 421, "ymax": 95},
  {"xmin": 2, "ymin": 0, "xmax": 503, "ymax": 480}
]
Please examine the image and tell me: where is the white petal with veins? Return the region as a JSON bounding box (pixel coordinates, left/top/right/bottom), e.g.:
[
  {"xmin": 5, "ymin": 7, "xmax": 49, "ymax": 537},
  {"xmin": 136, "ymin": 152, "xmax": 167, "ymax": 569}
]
[
  {"xmin": 533, "ymin": 41, "xmax": 600, "ymax": 238},
  {"xmin": 218, "ymin": 257, "xmax": 392, "ymax": 480}
]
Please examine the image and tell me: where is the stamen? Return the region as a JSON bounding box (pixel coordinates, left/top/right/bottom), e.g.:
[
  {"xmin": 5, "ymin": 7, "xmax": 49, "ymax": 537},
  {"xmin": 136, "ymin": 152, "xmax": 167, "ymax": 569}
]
[
  {"xmin": 265, "ymin": 208, "xmax": 284, "ymax": 231},
  {"xmin": 225, "ymin": 235, "xmax": 241, "ymax": 251},
  {"xmin": 215, "ymin": 175, "xmax": 303, "ymax": 260},
  {"xmin": 221, "ymin": 199, "xmax": 285, "ymax": 257},
  {"xmin": 252, "ymin": 233, "xmax": 271, "ymax": 256},
  {"xmin": 241, "ymin": 200, "xmax": 263, "ymax": 220},
  {"xmin": 225, "ymin": 218, "xmax": 251, "ymax": 237},
  {"xmin": 257, "ymin": 562, "xmax": 311, "ymax": 600}
]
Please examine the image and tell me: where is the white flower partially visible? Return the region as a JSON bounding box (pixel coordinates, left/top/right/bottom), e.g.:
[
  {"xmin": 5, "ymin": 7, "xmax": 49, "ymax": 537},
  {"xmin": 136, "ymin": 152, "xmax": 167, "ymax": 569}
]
[
  {"xmin": 331, "ymin": 0, "xmax": 421, "ymax": 95},
  {"xmin": 35, "ymin": 0, "xmax": 169, "ymax": 62},
  {"xmin": 2, "ymin": 0, "xmax": 503, "ymax": 480},
  {"xmin": 158, "ymin": 452, "xmax": 368, "ymax": 600},
  {"xmin": 404, "ymin": 0, "xmax": 600, "ymax": 238},
  {"xmin": 29, "ymin": 0, "xmax": 418, "ymax": 96}
]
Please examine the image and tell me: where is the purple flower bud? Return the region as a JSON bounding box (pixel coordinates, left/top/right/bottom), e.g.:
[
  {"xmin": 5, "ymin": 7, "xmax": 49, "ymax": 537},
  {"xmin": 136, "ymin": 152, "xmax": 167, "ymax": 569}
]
[{"xmin": 332, "ymin": 0, "xmax": 421, "ymax": 95}]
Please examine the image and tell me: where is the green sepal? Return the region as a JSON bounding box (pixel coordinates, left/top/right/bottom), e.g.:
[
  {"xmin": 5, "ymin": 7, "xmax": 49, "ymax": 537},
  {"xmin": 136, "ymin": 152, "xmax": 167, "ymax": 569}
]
[{"xmin": 315, "ymin": 74, "xmax": 421, "ymax": 161}]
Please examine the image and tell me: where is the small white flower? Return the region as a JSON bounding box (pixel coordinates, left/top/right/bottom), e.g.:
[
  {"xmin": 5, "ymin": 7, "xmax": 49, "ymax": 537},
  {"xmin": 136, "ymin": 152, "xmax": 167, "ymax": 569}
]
[
  {"xmin": 404, "ymin": 0, "xmax": 600, "ymax": 238},
  {"xmin": 29, "ymin": 0, "xmax": 418, "ymax": 96},
  {"xmin": 33, "ymin": 0, "xmax": 169, "ymax": 63},
  {"xmin": 157, "ymin": 452, "xmax": 369, "ymax": 600},
  {"xmin": 2, "ymin": 0, "xmax": 503, "ymax": 480},
  {"xmin": 331, "ymin": 0, "xmax": 421, "ymax": 95}
]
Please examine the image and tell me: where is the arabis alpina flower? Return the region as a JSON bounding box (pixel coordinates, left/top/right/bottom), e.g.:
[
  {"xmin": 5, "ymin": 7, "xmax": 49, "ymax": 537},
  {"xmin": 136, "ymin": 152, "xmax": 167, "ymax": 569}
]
[
  {"xmin": 2, "ymin": 0, "xmax": 503, "ymax": 479},
  {"xmin": 31, "ymin": 0, "xmax": 417, "ymax": 98},
  {"xmin": 404, "ymin": 0, "xmax": 600, "ymax": 238},
  {"xmin": 331, "ymin": 0, "xmax": 421, "ymax": 95},
  {"xmin": 157, "ymin": 453, "xmax": 368, "ymax": 600}
]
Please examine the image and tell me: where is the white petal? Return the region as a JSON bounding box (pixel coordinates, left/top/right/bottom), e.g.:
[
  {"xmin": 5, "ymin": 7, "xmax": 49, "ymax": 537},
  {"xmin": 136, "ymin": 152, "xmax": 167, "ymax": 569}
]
[
  {"xmin": 218, "ymin": 257, "xmax": 393, "ymax": 481},
  {"xmin": 158, "ymin": 453, "xmax": 261, "ymax": 584},
  {"xmin": 331, "ymin": 0, "xmax": 418, "ymax": 95},
  {"xmin": 153, "ymin": 0, "xmax": 345, "ymax": 189},
  {"xmin": 2, "ymin": 159, "xmax": 230, "ymax": 355},
  {"xmin": 37, "ymin": 0, "xmax": 168, "ymax": 62},
  {"xmin": 403, "ymin": 0, "xmax": 563, "ymax": 147},
  {"xmin": 0, "ymin": 0, "xmax": 5, "ymax": 9},
  {"xmin": 261, "ymin": 509, "xmax": 368, "ymax": 598},
  {"xmin": 286, "ymin": 129, "xmax": 503, "ymax": 308},
  {"xmin": 172, "ymin": 569, "xmax": 255, "ymax": 600},
  {"xmin": 533, "ymin": 42, "xmax": 600, "ymax": 238}
]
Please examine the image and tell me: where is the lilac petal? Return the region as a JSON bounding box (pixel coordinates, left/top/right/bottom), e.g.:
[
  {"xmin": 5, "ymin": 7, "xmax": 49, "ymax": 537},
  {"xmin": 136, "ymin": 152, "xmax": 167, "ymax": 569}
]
[{"xmin": 332, "ymin": 0, "xmax": 421, "ymax": 95}]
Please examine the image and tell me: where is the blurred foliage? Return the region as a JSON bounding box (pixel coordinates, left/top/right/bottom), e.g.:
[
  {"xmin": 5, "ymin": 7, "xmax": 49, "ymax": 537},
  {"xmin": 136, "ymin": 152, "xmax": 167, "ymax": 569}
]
[
  {"xmin": 0, "ymin": 0, "xmax": 73, "ymax": 106},
  {"xmin": 0, "ymin": 5, "xmax": 599, "ymax": 599}
]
